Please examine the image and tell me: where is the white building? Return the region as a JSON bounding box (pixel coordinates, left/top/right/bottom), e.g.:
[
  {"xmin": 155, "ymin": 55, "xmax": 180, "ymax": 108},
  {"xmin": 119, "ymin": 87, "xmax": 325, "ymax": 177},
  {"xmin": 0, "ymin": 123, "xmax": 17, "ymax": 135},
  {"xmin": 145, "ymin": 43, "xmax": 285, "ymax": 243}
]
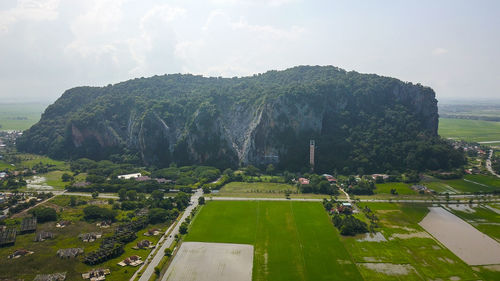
[{"xmin": 117, "ymin": 173, "xmax": 142, "ymax": 180}]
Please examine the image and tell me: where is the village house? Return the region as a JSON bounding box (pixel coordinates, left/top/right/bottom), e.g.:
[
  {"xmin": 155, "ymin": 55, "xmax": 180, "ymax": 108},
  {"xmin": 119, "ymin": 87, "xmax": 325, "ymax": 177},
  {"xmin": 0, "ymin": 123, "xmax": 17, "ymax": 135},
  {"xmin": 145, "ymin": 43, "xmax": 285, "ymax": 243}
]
[
  {"xmin": 144, "ymin": 228, "xmax": 162, "ymax": 236},
  {"xmin": 118, "ymin": 255, "xmax": 143, "ymax": 267},
  {"xmin": 82, "ymin": 268, "xmax": 110, "ymax": 281},
  {"xmin": 117, "ymin": 173, "xmax": 141, "ymax": 180},
  {"xmin": 133, "ymin": 240, "xmax": 154, "ymax": 250},
  {"xmin": 298, "ymin": 178, "xmax": 310, "ymax": 185},
  {"xmin": 56, "ymin": 220, "xmax": 71, "ymax": 228},
  {"xmin": 79, "ymin": 232, "xmax": 102, "ymax": 242},
  {"xmin": 322, "ymin": 174, "xmax": 337, "ymax": 183},
  {"xmin": 8, "ymin": 249, "xmax": 34, "ymax": 259}
]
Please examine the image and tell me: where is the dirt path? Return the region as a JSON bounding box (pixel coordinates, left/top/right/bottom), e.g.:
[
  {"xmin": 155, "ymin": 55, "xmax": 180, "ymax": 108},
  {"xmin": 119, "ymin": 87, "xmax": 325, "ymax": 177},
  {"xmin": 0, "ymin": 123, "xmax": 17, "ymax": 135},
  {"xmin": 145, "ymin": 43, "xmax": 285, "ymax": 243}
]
[{"xmin": 486, "ymin": 149, "xmax": 500, "ymax": 178}]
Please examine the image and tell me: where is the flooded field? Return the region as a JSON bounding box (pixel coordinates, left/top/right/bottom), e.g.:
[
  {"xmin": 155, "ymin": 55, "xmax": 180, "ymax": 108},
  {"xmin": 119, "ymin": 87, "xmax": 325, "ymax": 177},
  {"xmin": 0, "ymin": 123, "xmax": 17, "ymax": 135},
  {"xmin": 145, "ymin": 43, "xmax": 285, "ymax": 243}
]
[
  {"xmin": 26, "ymin": 176, "xmax": 53, "ymax": 190},
  {"xmin": 356, "ymin": 232, "xmax": 387, "ymax": 242},
  {"xmin": 419, "ymin": 207, "xmax": 500, "ymax": 265},
  {"xmin": 163, "ymin": 242, "xmax": 253, "ymax": 281}
]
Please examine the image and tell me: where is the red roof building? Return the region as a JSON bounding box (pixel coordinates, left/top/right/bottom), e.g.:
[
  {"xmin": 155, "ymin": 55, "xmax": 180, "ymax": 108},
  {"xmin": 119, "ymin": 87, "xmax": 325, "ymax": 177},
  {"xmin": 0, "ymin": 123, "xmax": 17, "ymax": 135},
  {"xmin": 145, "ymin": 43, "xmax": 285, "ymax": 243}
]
[{"xmin": 298, "ymin": 178, "xmax": 310, "ymax": 185}]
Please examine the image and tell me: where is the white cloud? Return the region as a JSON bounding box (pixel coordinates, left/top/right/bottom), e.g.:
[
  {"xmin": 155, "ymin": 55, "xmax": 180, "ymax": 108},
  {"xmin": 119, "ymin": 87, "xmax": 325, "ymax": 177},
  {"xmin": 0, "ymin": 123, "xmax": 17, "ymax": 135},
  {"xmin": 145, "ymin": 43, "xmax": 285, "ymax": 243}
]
[
  {"xmin": 209, "ymin": 0, "xmax": 296, "ymax": 7},
  {"xmin": 432, "ymin": 47, "xmax": 448, "ymax": 55},
  {"xmin": 0, "ymin": 0, "xmax": 60, "ymax": 33},
  {"xmin": 175, "ymin": 10, "xmax": 305, "ymax": 76}
]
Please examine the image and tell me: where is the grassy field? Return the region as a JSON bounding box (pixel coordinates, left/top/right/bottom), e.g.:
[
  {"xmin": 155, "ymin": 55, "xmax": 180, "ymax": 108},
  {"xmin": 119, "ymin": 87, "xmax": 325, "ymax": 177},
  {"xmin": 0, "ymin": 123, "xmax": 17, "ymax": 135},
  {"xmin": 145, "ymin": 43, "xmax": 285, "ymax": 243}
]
[
  {"xmin": 219, "ymin": 182, "xmax": 297, "ymax": 194},
  {"xmin": 439, "ymin": 118, "xmax": 500, "ymax": 142},
  {"xmin": 186, "ymin": 201, "xmax": 363, "ymax": 281},
  {"xmin": 374, "ymin": 182, "xmax": 417, "ymax": 195},
  {"xmin": 0, "ymin": 103, "xmax": 46, "ymax": 131},
  {"xmin": 424, "ymin": 174, "xmax": 500, "ymax": 194},
  {"xmin": 345, "ymin": 202, "xmax": 484, "ymax": 280},
  {"xmin": 0, "ymin": 196, "xmax": 170, "ymax": 281},
  {"xmin": 17, "ymin": 154, "xmax": 68, "ymax": 170},
  {"xmin": 214, "ymin": 182, "xmax": 347, "ymax": 199}
]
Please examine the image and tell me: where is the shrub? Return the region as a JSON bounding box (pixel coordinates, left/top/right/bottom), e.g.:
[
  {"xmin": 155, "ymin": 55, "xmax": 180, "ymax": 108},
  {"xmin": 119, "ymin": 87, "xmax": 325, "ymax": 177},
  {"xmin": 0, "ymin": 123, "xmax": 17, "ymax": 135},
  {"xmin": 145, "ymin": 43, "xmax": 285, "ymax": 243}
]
[
  {"xmin": 29, "ymin": 207, "xmax": 57, "ymax": 223},
  {"xmin": 83, "ymin": 205, "xmax": 117, "ymax": 221}
]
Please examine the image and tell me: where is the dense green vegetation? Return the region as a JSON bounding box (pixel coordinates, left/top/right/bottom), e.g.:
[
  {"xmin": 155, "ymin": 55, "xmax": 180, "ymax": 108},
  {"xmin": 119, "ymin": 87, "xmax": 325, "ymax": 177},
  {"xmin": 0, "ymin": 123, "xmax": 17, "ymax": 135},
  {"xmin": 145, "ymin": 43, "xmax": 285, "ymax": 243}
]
[
  {"xmin": 17, "ymin": 66, "xmax": 464, "ymax": 173},
  {"xmin": 186, "ymin": 201, "xmax": 363, "ymax": 281}
]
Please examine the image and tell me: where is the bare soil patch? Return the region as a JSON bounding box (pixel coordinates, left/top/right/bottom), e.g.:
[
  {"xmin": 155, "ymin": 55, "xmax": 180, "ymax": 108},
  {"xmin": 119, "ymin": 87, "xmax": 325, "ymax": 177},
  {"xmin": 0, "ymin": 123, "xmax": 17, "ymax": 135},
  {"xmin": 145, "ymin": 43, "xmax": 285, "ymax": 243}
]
[
  {"xmin": 162, "ymin": 242, "xmax": 253, "ymax": 281},
  {"xmin": 359, "ymin": 263, "xmax": 417, "ymax": 275}
]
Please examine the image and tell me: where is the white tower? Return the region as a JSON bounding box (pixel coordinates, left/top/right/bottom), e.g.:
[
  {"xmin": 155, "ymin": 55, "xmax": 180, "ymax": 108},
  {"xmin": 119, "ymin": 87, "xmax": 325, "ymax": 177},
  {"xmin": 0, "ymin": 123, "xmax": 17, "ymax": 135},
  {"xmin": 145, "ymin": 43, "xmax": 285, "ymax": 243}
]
[{"xmin": 309, "ymin": 140, "xmax": 315, "ymax": 171}]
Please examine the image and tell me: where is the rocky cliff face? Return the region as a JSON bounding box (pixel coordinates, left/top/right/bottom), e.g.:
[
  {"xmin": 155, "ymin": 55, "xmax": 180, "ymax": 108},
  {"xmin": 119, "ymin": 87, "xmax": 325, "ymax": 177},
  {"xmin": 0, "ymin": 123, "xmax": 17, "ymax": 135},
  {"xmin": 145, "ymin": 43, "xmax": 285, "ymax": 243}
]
[{"xmin": 17, "ymin": 66, "xmax": 446, "ymax": 172}]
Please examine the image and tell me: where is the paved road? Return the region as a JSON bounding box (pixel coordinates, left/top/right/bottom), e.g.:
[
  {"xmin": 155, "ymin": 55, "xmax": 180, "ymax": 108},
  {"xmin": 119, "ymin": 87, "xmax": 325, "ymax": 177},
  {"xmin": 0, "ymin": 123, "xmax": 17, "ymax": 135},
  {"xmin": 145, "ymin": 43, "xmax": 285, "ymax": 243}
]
[
  {"xmin": 136, "ymin": 189, "xmax": 203, "ymax": 281},
  {"xmin": 486, "ymin": 149, "xmax": 500, "ymax": 178},
  {"xmin": 210, "ymin": 196, "xmax": 500, "ymax": 203}
]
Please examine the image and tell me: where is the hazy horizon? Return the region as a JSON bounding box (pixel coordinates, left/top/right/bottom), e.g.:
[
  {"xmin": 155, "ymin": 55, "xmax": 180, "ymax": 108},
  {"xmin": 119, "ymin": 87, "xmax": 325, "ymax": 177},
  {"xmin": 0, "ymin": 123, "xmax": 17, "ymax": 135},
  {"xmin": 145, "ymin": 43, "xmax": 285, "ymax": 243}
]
[{"xmin": 1, "ymin": 0, "xmax": 499, "ymax": 103}]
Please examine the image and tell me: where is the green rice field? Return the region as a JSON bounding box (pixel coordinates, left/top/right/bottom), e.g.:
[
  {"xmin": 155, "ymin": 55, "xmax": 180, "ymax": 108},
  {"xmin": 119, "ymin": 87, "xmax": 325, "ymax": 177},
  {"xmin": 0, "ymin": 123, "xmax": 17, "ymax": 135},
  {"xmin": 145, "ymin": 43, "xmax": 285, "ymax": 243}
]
[
  {"xmin": 347, "ymin": 203, "xmax": 489, "ymax": 280},
  {"xmin": 425, "ymin": 174, "xmax": 500, "ymax": 194},
  {"xmin": 0, "ymin": 103, "xmax": 46, "ymax": 131},
  {"xmin": 186, "ymin": 201, "xmax": 363, "ymax": 281},
  {"xmin": 374, "ymin": 182, "xmax": 417, "ymax": 195},
  {"xmin": 439, "ymin": 118, "xmax": 500, "ymax": 142}
]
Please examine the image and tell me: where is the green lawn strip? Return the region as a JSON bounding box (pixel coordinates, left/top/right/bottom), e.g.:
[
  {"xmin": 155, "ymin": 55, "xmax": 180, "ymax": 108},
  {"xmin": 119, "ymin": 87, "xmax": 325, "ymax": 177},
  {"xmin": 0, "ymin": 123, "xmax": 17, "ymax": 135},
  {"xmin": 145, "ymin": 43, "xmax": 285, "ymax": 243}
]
[
  {"xmin": 220, "ymin": 181, "xmax": 298, "ymax": 193},
  {"xmin": 212, "ymin": 191, "xmax": 344, "ymax": 199},
  {"xmin": 438, "ymin": 118, "xmax": 500, "ymax": 142},
  {"xmin": 343, "ymin": 203, "xmax": 480, "ymax": 280},
  {"xmin": 374, "ymin": 182, "xmax": 417, "ymax": 195}
]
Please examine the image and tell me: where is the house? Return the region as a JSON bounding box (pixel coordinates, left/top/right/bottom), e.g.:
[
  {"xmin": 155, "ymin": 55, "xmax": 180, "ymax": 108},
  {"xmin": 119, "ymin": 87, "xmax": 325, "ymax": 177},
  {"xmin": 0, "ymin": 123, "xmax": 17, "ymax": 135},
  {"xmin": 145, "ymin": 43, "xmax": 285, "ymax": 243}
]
[
  {"xmin": 8, "ymin": 249, "xmax": 34, "ymax": 259},
  {"xmin": 135, "ymin": 176, "xmax": 151, "ymax": 182},
  {"xmin": 118, "ymin": 255, "xmax": 143, "ymax": 267},
  {"xmin": 96, "ymin": 220, "xmax": 111, "ymax": 228},
  {"xmin": 82, "ymin": 268, "xmax": 110, "ymax": 281},
  {"xmin": 371, "ymin": 174, "xmax": 389, "ymax": 180},
  {"xmin": 155, "ymin": 178, "xmax": 172, "ymax": 184},
  {"xmin": 298, "ymin": 178, "xmax": 310, "ymax": 185},
  {"xmin": 133, "ymin": 240, "xmax": 154, "ymax": 249},
  {"xmin": 56, "ymin": 220, "xmax": 71, "ymax": 228},
  {"xmin": 117, "ymin": 173, "xmax": 141, "ymax": 180},
  {"xmin": 79, "ymin": 232, "xmax": 102, "ymax": 242},
  {"xmin": 322, "ymin": 174, "xmax": 337, "ymax": 183},
  {"xmin": 144, "ymin": 228, "xmax": 161, "ymax": 236}
]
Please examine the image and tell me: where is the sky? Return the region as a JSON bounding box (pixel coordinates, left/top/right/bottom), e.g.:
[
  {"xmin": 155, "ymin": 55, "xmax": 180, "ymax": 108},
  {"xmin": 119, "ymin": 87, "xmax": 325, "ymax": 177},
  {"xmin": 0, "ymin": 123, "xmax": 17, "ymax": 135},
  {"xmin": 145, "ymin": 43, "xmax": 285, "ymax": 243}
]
[{"xmin": 0, "ymin": 0, "xmax": 499, "ymax": 103}]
